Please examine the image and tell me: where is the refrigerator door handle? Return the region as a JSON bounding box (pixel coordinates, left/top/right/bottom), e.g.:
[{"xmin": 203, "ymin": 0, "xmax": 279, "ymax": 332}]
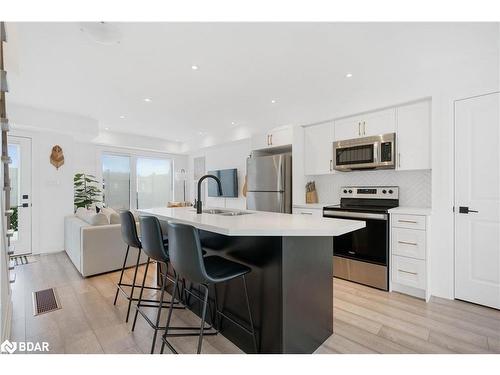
[{"xmin": 277, "ymin": 155, "xmax": 284, "ymax": 192}]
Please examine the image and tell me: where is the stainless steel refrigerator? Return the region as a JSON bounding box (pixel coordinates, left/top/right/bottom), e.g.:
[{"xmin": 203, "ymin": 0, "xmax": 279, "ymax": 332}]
[{"xmin": 246, "ymin": 153, "xmax": 292, "ymax": 213}]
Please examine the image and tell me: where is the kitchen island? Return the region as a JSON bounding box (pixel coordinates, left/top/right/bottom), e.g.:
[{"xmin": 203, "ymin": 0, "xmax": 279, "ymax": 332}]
[{"xmin": 138, "ymin": 207, "xmax": 365, "ymax": 354}]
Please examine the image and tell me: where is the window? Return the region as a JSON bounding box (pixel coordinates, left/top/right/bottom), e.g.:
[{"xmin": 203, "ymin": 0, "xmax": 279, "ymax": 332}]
[
  {"xmin": 102, "ymin": 153, "xmax": 173, "ymax": 210},
  {"xmin": 102, "ymin": 154, "xmax": 131, "ymax": 210}
]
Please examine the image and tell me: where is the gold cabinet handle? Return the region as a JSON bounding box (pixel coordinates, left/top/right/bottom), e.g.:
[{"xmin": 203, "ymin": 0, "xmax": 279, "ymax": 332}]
[
  {"xmin": 270, "ymin": 134, "xmax": 273, "ymax": 145},
  {"xmin": 398, "ymin": 240, "xmax": 418, "ymax": 246},
  {"xmin": 300, "ymin": 212, "xmax": 313, "ymax": 215},
  {"xmin": 398, "ymin": 269, "xmax": 418, "ymax": 275},
  {"xmin": 363, "ymin": 121, "xmax": 366, "ymax": 135},
  {"xmin": 267, "ymin": 134, "xmax": 270, "ymax": 145},
  {"xmin": 398, "ymin": 219, "xmax": 418, "ymax": 224},
  {"xmin": 330, "ymin": 159, "xmax": 333, "ymax": 171},
  {"xmin": 358, "ymin": 122, "xmax": 361, "ymax": 136}
]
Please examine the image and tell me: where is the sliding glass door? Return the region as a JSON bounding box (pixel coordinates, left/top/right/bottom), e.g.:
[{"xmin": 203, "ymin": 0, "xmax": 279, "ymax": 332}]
[
  {"xmin": 102, "ymin": 153, "xmax": 173, "ymax": 210},
  {"xmin": 102, "ymin": 154, "xmax": 131, "ymax": 210},
  {"xmin": 136, "ymin": 158, "xmax": 172, "ymax": 209}
]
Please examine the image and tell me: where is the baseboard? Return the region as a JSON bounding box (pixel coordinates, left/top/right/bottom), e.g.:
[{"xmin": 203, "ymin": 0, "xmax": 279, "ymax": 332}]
[
  {"xmin": 1, "ymin": 299, "xmax": 13, "ymax": 342},
  {"xmin": 391, "ymin": 282, "xmax": 427, "ymax": 301}
]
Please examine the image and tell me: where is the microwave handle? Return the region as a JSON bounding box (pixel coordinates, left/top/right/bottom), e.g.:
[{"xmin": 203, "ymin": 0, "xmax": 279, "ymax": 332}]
[{"xmin": 373, "ymin": 142, "xmax": 379, "ymax": 164}]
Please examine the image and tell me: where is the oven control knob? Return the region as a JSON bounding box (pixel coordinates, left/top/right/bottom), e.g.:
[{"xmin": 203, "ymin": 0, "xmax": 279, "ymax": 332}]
[
  {"xmin": 388, "ymin": 189, "xmax": 393, "ymax": 194},
  {"xmin": 343, "ymin": 189, "xmax": 348, "ymax": 194},
  {"xmin": 382, "ymin": 189, "xmax": 387, "ymax": 194},
  {"xmin": 348, "ymin": 189, "xmax": 353, "ymax": 193}
]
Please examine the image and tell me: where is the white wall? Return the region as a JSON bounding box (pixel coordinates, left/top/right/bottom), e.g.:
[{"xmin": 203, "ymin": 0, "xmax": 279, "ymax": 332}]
[{"xmin": 188, "ymin": 139, "xmax": 251, "ymax": 210}]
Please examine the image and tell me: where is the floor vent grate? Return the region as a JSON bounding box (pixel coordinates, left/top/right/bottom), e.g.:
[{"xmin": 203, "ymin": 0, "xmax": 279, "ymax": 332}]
[{"xmin": 32, "ymin": 288, "xmax": 61, "ymax": 316}]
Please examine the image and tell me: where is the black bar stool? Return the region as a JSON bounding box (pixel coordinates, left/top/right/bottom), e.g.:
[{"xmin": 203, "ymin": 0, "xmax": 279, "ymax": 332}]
[
  {"xmin": 161, "ymin": 222, "xmax": 258, "ymax": 354},
  {"xmin": 113, "ymin": 210, "xmax": 165, "ymax": 322},
  {"xmin": 132, "ymin": 215, "xmax": 189, "ymax": 354}
]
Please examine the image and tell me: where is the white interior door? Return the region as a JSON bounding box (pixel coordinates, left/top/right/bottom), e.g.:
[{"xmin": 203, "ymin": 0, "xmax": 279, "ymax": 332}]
[
  {"xmin": 8, "ymin": 136, "xmax": 32, "ymax": 255},
  {"xmin": 454, "ymin": 92, "xmax": 500, "ymax": 309}
]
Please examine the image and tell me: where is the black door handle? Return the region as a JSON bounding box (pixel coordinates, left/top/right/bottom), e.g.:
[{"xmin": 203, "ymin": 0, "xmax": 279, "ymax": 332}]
[
  {"xmin": 17, "ymin": 203, "xmax": 29, "ymax": 208},
  {"xmin": 458, "ymin": 206, "xmax": 479, "ymax": 214}
]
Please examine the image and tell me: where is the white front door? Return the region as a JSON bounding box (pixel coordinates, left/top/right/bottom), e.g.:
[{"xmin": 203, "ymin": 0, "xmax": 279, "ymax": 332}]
[
  {"xmin": 8, "ymin": 136, "xmax": 32, "ymax": 255},
  {"xmin": 454, "ymin": 92, "xmax": 500, "ymax": 309}
]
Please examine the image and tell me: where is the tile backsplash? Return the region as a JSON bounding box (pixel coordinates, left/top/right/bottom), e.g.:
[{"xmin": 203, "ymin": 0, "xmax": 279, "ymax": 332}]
[{"xmin": 312, "ymin": 169, "xmax": 431, "ymax": 207}]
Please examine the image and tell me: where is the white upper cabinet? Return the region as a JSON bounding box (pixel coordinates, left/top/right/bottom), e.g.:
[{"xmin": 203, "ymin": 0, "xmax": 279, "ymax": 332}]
[
  {"xmin": 361, "ymin": 109, "xmax": 396, "ymax": 137},
  {"xmin": 303, "ymin": 122, "xmax": 334, "ymax": 175},
  {"xmin": 301, "ymin": 99, "xmax": 431, "ymax": 177},
  {"xmin": 396, "ymin": 100, "xmax": 431, "ymax": 170},
  {"xmin": 251, "ymin": 127, "xmax": 293, "ymax": 150},
  {"xmin": 270, "ymin": 127, "xmax": 293, "ymax": 147},
  {"xmin": 333, "ymin": 109, "xmax": 396, "ymax": 141},
  {"xmin": 333, "ymin": 117, "xmax": 360, "ymax": 140}
]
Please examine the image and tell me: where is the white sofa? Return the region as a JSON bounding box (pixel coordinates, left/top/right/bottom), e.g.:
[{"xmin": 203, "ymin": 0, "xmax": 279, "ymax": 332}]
[{"xmin": 64, "ymin": 215, "xmax": 148, "ymax": 277}]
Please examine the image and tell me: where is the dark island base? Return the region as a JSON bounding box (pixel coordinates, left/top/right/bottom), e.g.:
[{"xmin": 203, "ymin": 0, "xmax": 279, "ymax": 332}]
[{"xmin": 163, "ymin": 231, "xmax": 333, "ymax": 354}]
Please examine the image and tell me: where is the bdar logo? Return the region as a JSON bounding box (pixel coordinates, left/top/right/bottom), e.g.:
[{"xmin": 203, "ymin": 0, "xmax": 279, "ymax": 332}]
[{"xmin": 1, "ymin": 340, "xmax": 17, "ymax": 354}]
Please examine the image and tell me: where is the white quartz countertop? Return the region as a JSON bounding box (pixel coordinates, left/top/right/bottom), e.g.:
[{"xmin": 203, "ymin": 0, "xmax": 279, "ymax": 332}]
[
  {"xmin": 293, "ymin": 203, "xmax": 338, "ymax": 210},
  {"xmin": 138, "ymin": 207, "xmax": 365, "ymax": 237},
  {"xmin": 389, "ymin": 206, "xmax": 432, "ymax": 216}
]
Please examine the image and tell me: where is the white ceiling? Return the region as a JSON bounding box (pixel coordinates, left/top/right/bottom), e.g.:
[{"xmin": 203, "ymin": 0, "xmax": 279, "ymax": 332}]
[{"xmin": 4, "ymin": 22, "xmax": 499, "ymax": 144}]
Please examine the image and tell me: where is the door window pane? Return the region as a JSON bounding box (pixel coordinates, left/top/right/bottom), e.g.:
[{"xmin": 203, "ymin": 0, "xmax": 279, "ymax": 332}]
[
  {"xmin": 136, "ymin": 158, "xmax": 172, "ymax": 209},
  {"xmin": 8, "ymin": 144, "xmax": 20, "ymax": 234},
  {"xmin": 102, "ymin": 154, "xmax": 131, "ymax": 210}
]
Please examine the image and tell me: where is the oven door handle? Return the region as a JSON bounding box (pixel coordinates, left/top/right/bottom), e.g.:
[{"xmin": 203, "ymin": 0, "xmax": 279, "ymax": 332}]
[{"xmin": 323, "ymin": 210, "xmax": 388, "ymax": 221}]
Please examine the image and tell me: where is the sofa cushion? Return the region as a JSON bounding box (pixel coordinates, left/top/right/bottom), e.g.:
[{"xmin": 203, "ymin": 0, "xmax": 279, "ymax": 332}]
[
  {"xmin": 101, "ymin": 207, "xmax": 121, "ymax": 224},
  {"xmin": 75, "ymin": 207, "xmax": 109, "ymax": 226}
]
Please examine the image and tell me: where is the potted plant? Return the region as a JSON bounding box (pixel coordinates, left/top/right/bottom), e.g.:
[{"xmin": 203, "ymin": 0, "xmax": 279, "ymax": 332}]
[{"xmin": 74, "ymin": 173, "xmax": 102, "ymax": 211}]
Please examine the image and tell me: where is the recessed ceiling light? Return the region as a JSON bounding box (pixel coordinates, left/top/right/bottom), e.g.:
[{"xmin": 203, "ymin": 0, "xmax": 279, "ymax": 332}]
[
  {"xmin": 191, "ymin": 65, "xmax": 199, "ymax": 70},
  {"xmin": 119, "ymin": 115, "xmax": 125, "ymax": 119},
  {"xmin": 231, "ymin": 121, "xmax": 236, "ymax": 126},
  {"xmin": 345, "ymin": 73, "xmax": 353, "ymax": 78},
  {"xmin": 271, "ymin": 99, "xmax": 277, "ymax": 104},
  {"xmin": 104, "ymin": 127, "xmax": 109, "ymax": 130},
  {"xmin": 198, "ymin": 131, "xmax": 205, "ymax": 136},
  {"xmin": 143, "ymin": 98, "xmax": 152, "ymax": 102}
]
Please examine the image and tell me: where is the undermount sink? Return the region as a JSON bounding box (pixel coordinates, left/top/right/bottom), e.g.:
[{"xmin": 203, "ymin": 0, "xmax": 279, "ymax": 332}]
[
  {"xmin": 218, "ymin": 211, "xmax": 253, "ymax": 216},
  {"xmin": 190, "ymin": 208, "xmax": 253, "ymax": 216},
  {"xmin": 203, "ymin": 209, "xmax": 228, "ymax": 214}
]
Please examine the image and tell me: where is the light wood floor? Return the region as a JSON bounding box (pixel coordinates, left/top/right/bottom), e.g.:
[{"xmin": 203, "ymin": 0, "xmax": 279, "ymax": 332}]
[{"xmin": 10, "ymin": 252, "xmax": 500, "ymax": 354}]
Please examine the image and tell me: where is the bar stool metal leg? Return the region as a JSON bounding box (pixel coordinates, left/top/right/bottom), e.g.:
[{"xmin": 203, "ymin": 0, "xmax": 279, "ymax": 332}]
[
  {"xmin": 113, "ymin": 245, "xmax": 130, "ymax": 305},
  {"xmin": 160, "ymin": 274, "xmax": 179, "ymax": 354},
  {"xmin": 132, "ymin": 257, "xmax": 150, "ymax": 332},
  {"xmin": 150, "ymin": 268, "xmax": 167, "ymax": 354},
  {"xmin": 197, "ymin": 284, "xmax": 209, "ymax": 354},
  {"xmin": 125, "ymin": 247, "xmax": 143, "ymax": 322}
]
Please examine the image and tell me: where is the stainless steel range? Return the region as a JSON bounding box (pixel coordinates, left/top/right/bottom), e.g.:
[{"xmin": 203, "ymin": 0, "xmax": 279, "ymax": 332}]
[{"xmin": 323, "ymin": 186, "xmax": 399, "ymax": 290}]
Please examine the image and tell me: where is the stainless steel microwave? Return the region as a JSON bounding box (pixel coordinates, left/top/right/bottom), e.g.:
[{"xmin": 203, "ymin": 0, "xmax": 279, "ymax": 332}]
[{"xmin": 333, "ymin": 133, "xmax": 396, "ymax": 171}]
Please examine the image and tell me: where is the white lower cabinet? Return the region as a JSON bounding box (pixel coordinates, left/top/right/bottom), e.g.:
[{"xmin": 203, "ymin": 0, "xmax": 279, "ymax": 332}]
[
  {"xmin": 391, "ymin": 227, "xmax": 426, "ymax": 259},
  {"xmin": 390, "ymin": 210, "xmax": 431, "ymax": 301},
  {"xmin": 392, "ymin": 256, "xmax": 426, "ymax": 290}
]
